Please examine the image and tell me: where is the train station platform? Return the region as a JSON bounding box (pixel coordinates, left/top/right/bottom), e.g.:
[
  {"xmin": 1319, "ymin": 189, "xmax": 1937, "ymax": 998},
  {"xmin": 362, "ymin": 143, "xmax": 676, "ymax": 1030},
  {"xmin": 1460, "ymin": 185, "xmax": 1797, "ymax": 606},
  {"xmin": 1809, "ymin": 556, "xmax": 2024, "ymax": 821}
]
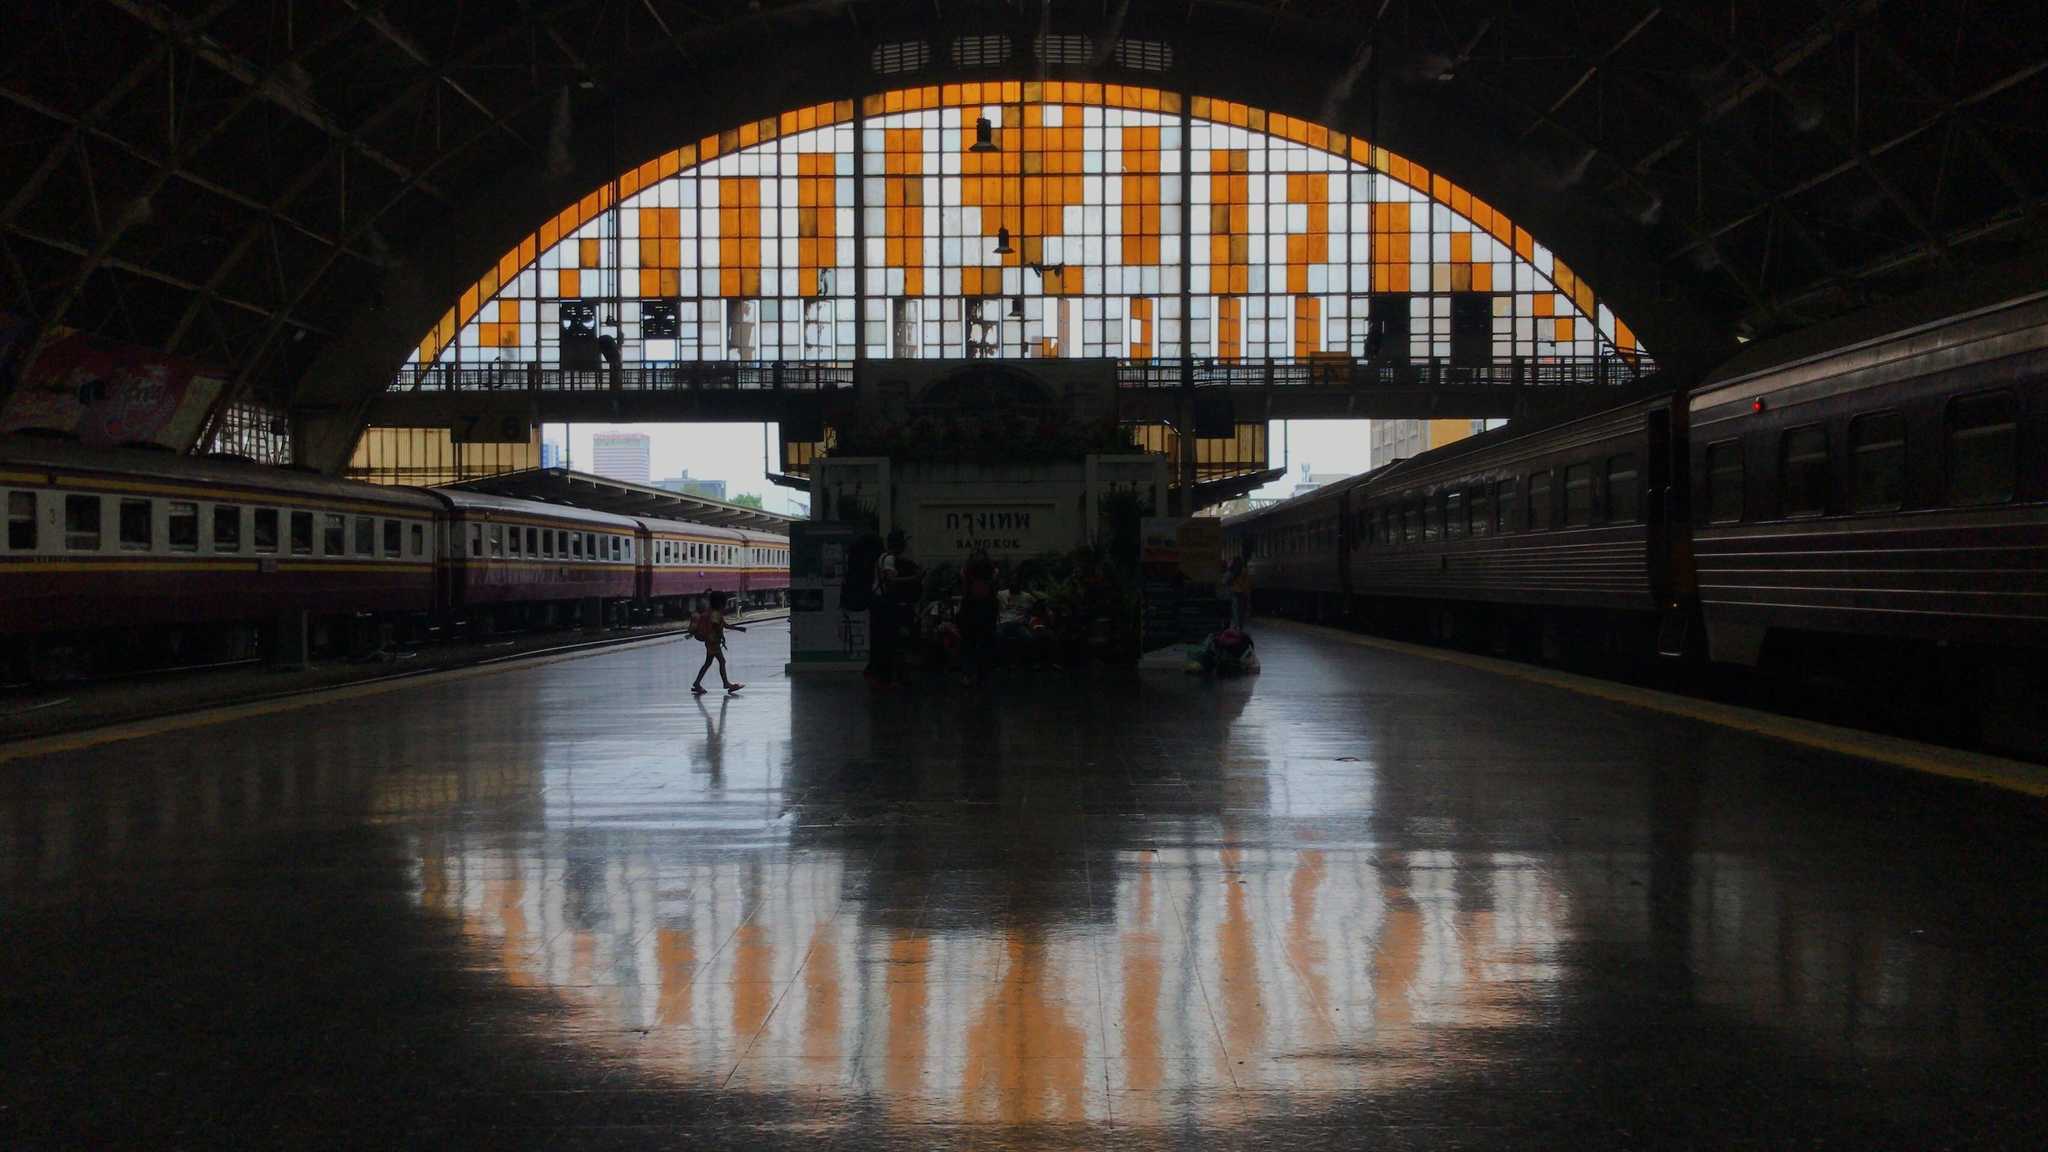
[{"xmin": 5, "ymin": 620, "xmax": 2044, "ymax": 1149}]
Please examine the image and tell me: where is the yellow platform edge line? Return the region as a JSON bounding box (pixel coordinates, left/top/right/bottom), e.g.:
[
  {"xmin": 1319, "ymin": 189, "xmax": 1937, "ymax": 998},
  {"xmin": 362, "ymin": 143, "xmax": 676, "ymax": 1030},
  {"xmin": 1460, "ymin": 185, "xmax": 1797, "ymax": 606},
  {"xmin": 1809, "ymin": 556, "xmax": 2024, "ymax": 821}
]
[
  {"xmin": 1275, "ymin": 619, "xmax": 2048, "ymax": 798},
  {"xmin": 0, "ymin": 632, "xmax": 694, "ymax": 766}
]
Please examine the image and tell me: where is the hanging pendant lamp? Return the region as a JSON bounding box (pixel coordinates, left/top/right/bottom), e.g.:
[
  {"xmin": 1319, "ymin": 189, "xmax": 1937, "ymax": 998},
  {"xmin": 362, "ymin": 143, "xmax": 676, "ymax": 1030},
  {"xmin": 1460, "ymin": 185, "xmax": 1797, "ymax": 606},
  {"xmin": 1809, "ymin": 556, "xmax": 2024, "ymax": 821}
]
[{"xmin": 971, "ymin": 116, "xmax": 999, "ymax": 153}]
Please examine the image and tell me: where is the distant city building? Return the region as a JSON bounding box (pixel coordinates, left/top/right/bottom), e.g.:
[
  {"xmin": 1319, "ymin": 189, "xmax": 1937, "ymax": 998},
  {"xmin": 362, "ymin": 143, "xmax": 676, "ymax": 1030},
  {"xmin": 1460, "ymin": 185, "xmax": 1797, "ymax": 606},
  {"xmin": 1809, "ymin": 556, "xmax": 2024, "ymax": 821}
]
[
  {"xmin": 1367, "ymin": 418, "xmax": 1504, "ymax": 468},
  {"xmin": 539, "ymin": 439, "xmax": 565, "ymax": 469},
  {"xmin": 1290, "ymin": 462, "xmax": 1353, "ymax": 497},
  {"xmin": 654, "ymin": 474, "xmax": 727, "ymax": 501},
  {"xmin": 590, "ymin": 432, "xmax": 651, "ymax": 484}
]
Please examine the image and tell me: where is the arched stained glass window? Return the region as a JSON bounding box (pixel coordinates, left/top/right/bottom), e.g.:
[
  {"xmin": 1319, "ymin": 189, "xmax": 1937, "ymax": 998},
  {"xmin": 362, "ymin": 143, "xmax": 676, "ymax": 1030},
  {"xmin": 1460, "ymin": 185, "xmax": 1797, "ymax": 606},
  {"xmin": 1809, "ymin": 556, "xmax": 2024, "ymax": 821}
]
[{"xmin": 409, "ymin": 83, "xmax": 1647, "ymax": 372}]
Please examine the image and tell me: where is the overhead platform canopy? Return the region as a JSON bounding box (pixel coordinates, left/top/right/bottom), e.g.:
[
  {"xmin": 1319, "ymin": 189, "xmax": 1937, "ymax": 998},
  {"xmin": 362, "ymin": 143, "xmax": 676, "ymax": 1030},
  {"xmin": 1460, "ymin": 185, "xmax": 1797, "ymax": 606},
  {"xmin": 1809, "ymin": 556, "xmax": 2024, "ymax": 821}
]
[{"xmin": 444, "ymin": 469, "xmax": 796, "ymax": 534}]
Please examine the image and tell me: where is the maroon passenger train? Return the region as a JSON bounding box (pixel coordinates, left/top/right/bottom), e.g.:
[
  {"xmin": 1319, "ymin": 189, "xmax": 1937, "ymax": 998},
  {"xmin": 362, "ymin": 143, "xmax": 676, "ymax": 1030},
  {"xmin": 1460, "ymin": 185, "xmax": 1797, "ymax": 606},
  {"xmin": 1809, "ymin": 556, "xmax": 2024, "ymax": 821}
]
[
  {"xmin": 1224, "ymin": 292, "xmax": 2047, "ymax": 693},
  {"xmin": 0, "ymin": 439, "xmax": 788, "ymax": 677}
]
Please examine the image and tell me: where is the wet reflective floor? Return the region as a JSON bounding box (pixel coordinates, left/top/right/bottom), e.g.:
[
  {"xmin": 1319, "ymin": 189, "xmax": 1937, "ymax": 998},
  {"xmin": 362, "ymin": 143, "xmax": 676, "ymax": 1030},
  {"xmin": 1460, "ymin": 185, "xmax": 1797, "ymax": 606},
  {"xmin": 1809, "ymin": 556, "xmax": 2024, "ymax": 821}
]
[{"xmin": 5, "ymin": 620, "xmax": 2045, "ymax": 1149}]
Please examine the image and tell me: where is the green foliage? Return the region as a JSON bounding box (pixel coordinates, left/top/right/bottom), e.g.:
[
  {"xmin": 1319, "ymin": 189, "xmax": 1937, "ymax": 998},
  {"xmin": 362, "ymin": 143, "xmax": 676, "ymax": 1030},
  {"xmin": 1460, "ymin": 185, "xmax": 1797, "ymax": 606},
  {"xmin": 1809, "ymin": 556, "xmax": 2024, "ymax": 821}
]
[{"xmin": 730, "ymin": 493, "xmax": 765, "ymax": 509}]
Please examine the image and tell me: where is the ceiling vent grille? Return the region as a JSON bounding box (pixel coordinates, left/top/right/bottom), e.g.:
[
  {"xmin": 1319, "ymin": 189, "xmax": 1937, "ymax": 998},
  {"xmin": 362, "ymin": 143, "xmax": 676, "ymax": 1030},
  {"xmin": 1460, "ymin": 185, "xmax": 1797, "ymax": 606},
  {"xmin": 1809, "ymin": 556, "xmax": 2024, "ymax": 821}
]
[
  {"xmin": 951, "ymin": 34, "xmax": 1012, "ymax": 68},
  {"xmin": 1034, "ymin": 34, "xmax": 1095, "ymax": 66},
  {"xmin": 870, "ymin": 40, "xmax": 931, "ymax": 75},
  {"xmin": 1113, "ymin": 39, "xmax": 1174, "ymax": 72}
]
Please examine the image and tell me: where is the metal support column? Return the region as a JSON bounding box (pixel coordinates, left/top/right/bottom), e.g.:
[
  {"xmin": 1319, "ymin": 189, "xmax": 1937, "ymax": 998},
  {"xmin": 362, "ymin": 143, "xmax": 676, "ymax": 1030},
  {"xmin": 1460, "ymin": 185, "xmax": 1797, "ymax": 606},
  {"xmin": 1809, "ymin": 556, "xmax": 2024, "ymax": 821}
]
[
  {"xmin": 852, "ymin": 97, "xmax": 868, "ymax": 371},
  {"xmin": 1175, "ymin": 90, "xmax": 1197, "ymax": 513}
]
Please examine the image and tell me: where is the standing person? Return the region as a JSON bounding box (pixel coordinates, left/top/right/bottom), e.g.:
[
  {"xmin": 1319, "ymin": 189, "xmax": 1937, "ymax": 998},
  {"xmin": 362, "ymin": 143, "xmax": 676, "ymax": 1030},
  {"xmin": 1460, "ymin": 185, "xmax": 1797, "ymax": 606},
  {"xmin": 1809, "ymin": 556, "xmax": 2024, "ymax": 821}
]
[
  {"xmin": 866, "ymin": 529, "xmax": 910, "ymax": 685},
  {"xmin": 1225, "ymin": 553, "xmax": 1252, "ymax": 631},
  {"xmin": 690, "ymin": 595, "xmax": 747, "ymax": 695},
  {"xmin": 957, "ymin": 547, "xmax": 999, "ymax": 685}
]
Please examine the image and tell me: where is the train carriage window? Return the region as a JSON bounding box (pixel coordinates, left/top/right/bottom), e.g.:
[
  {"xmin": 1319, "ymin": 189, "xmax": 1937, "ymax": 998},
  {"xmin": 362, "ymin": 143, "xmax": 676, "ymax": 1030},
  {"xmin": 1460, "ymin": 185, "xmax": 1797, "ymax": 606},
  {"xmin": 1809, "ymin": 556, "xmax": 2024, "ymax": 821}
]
[
  {"xmin": 526, "ymin": 527, "xmax": 538, "ymax": 555},
  {"xmin": 9, "ymin": 491, "xmax": 37, "ymax": 550},
  {"xmin": 585, "ymin": 533, "xmax": 597, "ymax": 559},
  {"xmin": 1528, "ymin": 471, "xmax": 1555, "ymax": 530},
  {"xmin": 489, "ymin": 525, "xmax": 505, "ymax": 557},
  {"xmin": 508, "ymin": 525, "xmax": 522, "ymax": 557},
  {"xmin": 65, "ymin": 494, "xmax": 101, "ymax": 551},
  {"xmin": 1850, "ymin": 412, "xmax": 1907, "ymax": 512},
  {"xmin": 253, "ymin": 508, "xmax": 279, "ymax": 552},
  {"xmin": 168, "ymin": 502, "xmax": 199, "ymax": 552},
  {"xmin": 467, "ymin": 524, "xmax": 483, "ymax": 557},
  {"xmin": 1706, "ymin": 441, "xmax": 1744, "ymax": 524},
  {"xmin": 569, "ymin": 532, "xmax": 581, "ymax": 559},
  {"xmin": 1444, "ymin": 491, "xmax": 1464, "ymax": 540},
  {"xmin": 383, "ymin": 519, "xmax": 401, "ymax": 557},
  {"xmin": 213, "ymin": 505, "xmax": 241, "ymax": 552},
  {"xmin": 1945, "ymin": 391, "xmax": 2017, "ymax": 506},
  {"xmin": 119, "ymin": 498, "xmax": 153, "ymax": 550},
  {"xmin": 409, "ymin": 523, "xmax": 425, "ymax": 558},
  {"xmin": 1380, "ymin": 507, "xmax": 1393, "ymax": 545},
  {"xmin": 1496, "ymin": 477, "xmax": 1518, "ymax": 533},
  {"xmin": 291, "ymin": 511, "xmax": 314, "ymax": 555},
  {"xmin": 353, "ymin": 515, "xmax": 375, "ymax": 555},
  {"xmin": 115, "ymin": 496, "xmax": 151, "ymax": 549},
  {"xmin": 1779, "ymin": 426, "xmax": 1830, "ymax": 518},
  {"xmin": 321, "ymin": 513, "xmax": 345, "ymax": 556},
  {"xmin": 1606, "ymin": 455, "xmax": 1641, "ymax": 523},
  {"xmin": 1563, "ymin": 464, "xmax": 1594, "ymax": 526},
  {"xmin": 1471, "ymin": 487, "xmax": 1492, "ymax": 536}
]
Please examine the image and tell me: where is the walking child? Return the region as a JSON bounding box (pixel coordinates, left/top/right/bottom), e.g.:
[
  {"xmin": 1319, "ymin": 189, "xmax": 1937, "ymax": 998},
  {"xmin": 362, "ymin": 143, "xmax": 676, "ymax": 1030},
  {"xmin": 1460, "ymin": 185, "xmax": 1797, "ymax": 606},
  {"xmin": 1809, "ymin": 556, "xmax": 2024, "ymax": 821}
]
[{"xmin": 690, "ymin": 596, "xmax": 746, "ymax": 695}]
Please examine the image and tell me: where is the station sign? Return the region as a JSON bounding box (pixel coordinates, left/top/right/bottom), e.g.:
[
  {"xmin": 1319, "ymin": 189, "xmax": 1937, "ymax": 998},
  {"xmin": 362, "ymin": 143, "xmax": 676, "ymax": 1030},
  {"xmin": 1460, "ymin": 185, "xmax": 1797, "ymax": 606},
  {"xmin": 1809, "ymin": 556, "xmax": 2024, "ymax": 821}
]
[{"xmin": 914, "ymin": 503, "xmax": 1059, "ymax": 558}]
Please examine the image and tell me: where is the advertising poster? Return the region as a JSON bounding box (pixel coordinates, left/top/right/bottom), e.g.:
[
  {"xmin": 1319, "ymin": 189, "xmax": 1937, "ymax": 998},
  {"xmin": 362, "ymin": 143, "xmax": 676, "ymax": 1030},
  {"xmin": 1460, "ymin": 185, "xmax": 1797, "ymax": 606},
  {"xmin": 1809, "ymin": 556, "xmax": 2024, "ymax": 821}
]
[
  {"xmin": 787, "ymin": 520, "xmax": 872, "ymax": 671},
  {"xmin": 0, "ymin": 327, "xmax": 224, "ymax": 450},
  {"xmin": 1139, "ymin": 517, "xmax": 1230, "ymax": 651}
]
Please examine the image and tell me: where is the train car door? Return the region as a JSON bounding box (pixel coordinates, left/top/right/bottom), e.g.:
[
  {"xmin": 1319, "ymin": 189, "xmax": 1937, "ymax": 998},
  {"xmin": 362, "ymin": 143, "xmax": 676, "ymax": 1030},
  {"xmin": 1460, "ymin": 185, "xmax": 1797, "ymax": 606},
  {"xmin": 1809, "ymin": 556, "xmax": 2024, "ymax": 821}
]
[{"xmin": 1335, "ymin": 486, "xmax": 1354, "ymax": 598}]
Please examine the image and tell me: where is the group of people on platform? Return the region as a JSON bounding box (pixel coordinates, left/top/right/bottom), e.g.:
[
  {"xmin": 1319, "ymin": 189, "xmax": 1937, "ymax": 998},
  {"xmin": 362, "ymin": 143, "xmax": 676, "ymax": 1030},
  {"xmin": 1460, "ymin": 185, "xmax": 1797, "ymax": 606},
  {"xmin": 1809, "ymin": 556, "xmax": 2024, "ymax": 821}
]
[
  {"xmin": 853, "ymin": 527, "xmax": 1260, "ymax": 687},
  {"xmin": 857, "ymin": 529, "xmax": 1126, "ymax": 688}
]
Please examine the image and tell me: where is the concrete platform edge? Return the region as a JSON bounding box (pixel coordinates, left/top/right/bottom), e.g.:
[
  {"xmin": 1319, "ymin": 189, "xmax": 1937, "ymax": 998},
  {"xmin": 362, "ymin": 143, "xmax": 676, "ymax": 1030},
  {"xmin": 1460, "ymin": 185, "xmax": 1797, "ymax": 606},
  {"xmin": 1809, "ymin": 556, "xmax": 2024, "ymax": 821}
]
[{"xmin": 1270, "ymin": 618, "xmax": 2048, "ymax": 798}]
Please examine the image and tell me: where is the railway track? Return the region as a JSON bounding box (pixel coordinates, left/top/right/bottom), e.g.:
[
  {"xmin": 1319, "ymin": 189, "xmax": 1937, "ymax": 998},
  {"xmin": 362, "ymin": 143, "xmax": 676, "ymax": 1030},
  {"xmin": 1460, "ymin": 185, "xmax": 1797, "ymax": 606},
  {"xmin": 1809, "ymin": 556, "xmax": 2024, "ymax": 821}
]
[{"xmin": 0, "ymin": 612, "xmax": 789, "ymax": 746}]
